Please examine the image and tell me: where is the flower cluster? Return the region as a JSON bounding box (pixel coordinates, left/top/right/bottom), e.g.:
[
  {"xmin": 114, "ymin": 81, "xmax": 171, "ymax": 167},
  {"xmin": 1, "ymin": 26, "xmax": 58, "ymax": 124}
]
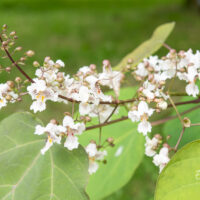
[
  {"xmin": 35, "ymin": 115, "xmax": 85, "ymax": 154},
  {"xmin": 2, "ymin": 26, "xmax": 200, "ymax": 174},
  {"xmin": 144, "ymin": 135, "xmax": 170, "ymax": 172},
  {"xmin": 0, "ymin": 82, "xmax": 18, "ymax": 109}
]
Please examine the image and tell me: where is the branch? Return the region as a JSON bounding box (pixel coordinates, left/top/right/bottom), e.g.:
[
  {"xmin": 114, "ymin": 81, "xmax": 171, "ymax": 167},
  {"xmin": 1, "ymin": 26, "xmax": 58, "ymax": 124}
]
[{"xmin": 86, "ymin": 104, "xmax": 200, "ymax": 131}]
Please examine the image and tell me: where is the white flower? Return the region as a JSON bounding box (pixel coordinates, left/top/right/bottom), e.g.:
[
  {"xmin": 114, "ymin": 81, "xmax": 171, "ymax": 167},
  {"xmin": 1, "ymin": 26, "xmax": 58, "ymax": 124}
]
[
  {"xmin": 135, "ymin": 63, "xmax": 148, "ymax": 77},
  {"xmin": 142, "ymin": 81, "xmax": 155, "ymax": 99},
  {"xmin": 145, "ymin": 136, "xmax": 159, "ymax": 157},
  {"xmin": 138, "ymin": 121, "xmax": 152, "ymax": 136},
  {"xmin": 153, "ymin": 147, "xmax": 170, "ymax": 173},
  {"xmin": 63, "ymin": 116, "xmax": 85, "ymax": 150},
  {"xmin": 64, "ymin": 135, "xmax": 79, "ymax": 150},
  {"xmin": 186, "ymin": 83, "xmax": 199, "ymax": 97},
  {"xmin": 0, "ymin": 83, "xmax": 18, "ymax": 110},
  {"xmin": 34, "ymin": 122, "xmax": 66, "ymax": 154},
  {"xmin": 56, "ymin": 59, "xmax": 65, "ymax": 67},
  {"xmin": 27, "ymin": 79, "xmax": 58, "ymax": 113},
  {"xmin": 99, "ymin": 65, "xmax": 123, "ymax": 97},
  {"xmin": 128, "ymin": 101, "xmax": 154, "ymax": 135},
  {"xmin": 85, "ymin": 143, "xmax": 107, "ymax": 174},
  {"xmin": 85, "ymin": 143, "xmax": 98, "ymax": 157}
]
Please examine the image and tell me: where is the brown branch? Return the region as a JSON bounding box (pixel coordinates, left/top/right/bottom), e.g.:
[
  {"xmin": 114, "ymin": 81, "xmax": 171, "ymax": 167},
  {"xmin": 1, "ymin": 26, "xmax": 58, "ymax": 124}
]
[
  {"xmin": 0, "ymin": 35, "xmax": 34, "ymax": 83},
  {"xmin": 168, "ymin": 97, "xmax": 200, "ymax": 108},
  {"xmin": 103, "ymin": 105, "xmax": 118, "ymax": 123},
  {"xmin": 86, "ymin": 104, "xmax": 200, "ymax": 131}
]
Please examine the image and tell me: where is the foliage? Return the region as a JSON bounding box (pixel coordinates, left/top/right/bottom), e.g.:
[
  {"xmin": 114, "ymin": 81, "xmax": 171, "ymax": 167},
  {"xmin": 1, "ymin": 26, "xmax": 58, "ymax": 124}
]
[
  {"xmin": 0, "ymin": 112, "xmax": 89, "ymax": 200},
  {"xmin": 155, "ymin": 140, "xmax": 200, "ymax": 200}
]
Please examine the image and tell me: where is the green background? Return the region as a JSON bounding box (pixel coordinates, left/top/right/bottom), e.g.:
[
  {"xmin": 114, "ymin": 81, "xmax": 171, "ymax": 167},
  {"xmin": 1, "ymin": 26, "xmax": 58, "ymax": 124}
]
[{"xmin": 0, "ymin": 0, "xmax": 200, "ymax": 199}]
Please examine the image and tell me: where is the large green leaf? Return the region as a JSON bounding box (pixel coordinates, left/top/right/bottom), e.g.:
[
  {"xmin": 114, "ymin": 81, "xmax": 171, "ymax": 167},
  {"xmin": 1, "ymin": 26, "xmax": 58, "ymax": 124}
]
[
  {"xmin": 0, "ymin": 112, "xmax": 89, "ymax": 200},
  {"xmin": 163, "ymin": 97, "xmax": 200, "ymax": 149},
  {"xmin": 80, "ymin": 87, "xmax": 144, "ymax": 200},
  {"xmin": 155, "ymin": 140, "xmax": 200, "ymax": 200},
  {"xmin": 114, "ymin": 22, "xmax": 175, "ymax": 71}
]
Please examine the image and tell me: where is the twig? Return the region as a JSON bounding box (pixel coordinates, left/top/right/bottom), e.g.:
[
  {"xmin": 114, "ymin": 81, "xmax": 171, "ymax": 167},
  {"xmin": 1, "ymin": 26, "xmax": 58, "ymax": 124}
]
[
  {"xmin": 168, "ymin": 95, "xmax": 184, "ymax": 126},
  {"xmin": 104, "ymin": 105, "xmax": 118, "ymax": 123},
  {"xmin": 174, "ymin": 127, "xmax": 185, "ymax": 151}
]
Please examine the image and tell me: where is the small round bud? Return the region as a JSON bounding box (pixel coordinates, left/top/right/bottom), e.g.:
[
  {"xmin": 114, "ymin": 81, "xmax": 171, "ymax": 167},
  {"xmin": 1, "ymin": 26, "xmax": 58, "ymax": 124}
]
[
  {"xmin": 163, "ymin": 143, "xmax": 170, "ymax": 149},
  {"xmin": 2, "ymin": 24, "xmax": 7, "ymax": 29},
  {"xmin": 183, "ymin": 117, "xmax": 191, "ymax": 128},
  {"xmin": 5, "ymin": 67, "xmax": 11, "ymax": 72},
  {"xmin": 14, "ymin": 36, "xmax": 18, "ymax": 40},
  {"xmin": 154, "ymin": 134, "xmax": 162, "ymax": 141},
  {"xmin": 85, "ymin": 116, "xmax": 91, "ymax": 122},
  {"xmin": 158, "ymin": 101, "xmax": 168, "ymax": 110},
  {"xmin": 15, "ymin": 46, "xmax": 22, "ymax": 51},
  {"xmin": 33, "ymin": 61, "xmax": 40, "ymax": 67},
  {"xmin": 107, "ymin": 137, "xmax": 114, "ymax": 143},
  {"xmin": 44, "ymin": 56, "xmax": 51, "ymax": 63},
  {"xmin": 10, "ymin": 31, "xmax": 16, "ymax": 36},
  {"xmin": 103, "ymin": 59, "xmax": 110, "ymax": 67},
  {"xmin": 7, "ymin": 81, "xmax": 15, "ymax": 88},
  {"xmin": 89, "ymin": 64, "xmax": 96, "ymax": 71},
  {"xmin": 170, "ymin": 49, "xmax": 176, "ymax": 55},
  {"xmin": 6, "ymin": 95, "xmax": 12, "ymax": 101},
  {"xmin": 2, "ymin": 41, "xmax": 8, "ymax": 47},
  {"xmin": 26, "ymin": 50, "xmax": 35, "ymax": 57},
  {"xmin": 15, "ymin": 77, "xmax": 22, "ymax": 83},
  {"xmin": 50, "ymin": 119, "xmax": 58, "ymax": 125},
  {"xmin": 20, "ymin": 57, "xmax": 26, "ymax": 62}
]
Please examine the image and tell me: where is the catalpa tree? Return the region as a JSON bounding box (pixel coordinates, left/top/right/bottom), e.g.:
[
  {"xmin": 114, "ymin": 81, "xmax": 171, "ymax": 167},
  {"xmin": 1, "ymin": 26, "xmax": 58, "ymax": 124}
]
[{"xmin": 0, "ymin": 22, "xmax": 200, "ymax": 200}]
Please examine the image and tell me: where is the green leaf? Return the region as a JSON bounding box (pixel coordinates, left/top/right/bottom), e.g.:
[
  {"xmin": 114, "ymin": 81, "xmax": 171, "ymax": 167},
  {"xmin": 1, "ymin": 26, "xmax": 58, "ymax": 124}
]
[
  {"xmin": 163, "ymin": 97, "xmax": 200, "ymax": 149},
  {"xmin": 155, "ymin": 140, "xmax": 200, "ymax": 200},
  {"xmin": 114, "ymin": 22, "xmax": 175, "ymax": 71},
  {"xmin": 0, "ymin": 112, "xmax": 89, "ymax": 200},
  {"xmin": 80, "ymin": 87, "xmax": 144, "ymax": 200}
]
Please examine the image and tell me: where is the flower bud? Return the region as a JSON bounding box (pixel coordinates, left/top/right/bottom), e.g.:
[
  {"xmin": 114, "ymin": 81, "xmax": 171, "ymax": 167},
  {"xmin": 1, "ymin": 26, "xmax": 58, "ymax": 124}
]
[
  {"xmin": 89, "ymin": 64, "xmax": 96, "ymax": 71},
  {"xmin": 10, "ymin": 31, "xmax": 16, "ymax": 36},
  {"xmin": 103, "ymin": 59, "xmax": 110, "ymax": 67},
  {"xmin": 50, "ymin": 119, "xmax": 58, "ymax": 125},
  {"xmin": 107, "ymin": 137, "xmax": 114, "ymax": 143},
  {"xmin": 15, "ymin": 77, "xmax": 22, "ymax": 83},
  {"xmin": 15, "ymin": 47, "xmax": 22, "ymax": 52},
  {"xmin": 6, "ymin": 95, "xmax": 12, "ymax": 101},
  {"xmin": 158, "ymin": 101, "xmax": 168, "ymax": 110},
  {"xmin": 2, "ymin": 41, "xmax": 8, "ymax": 47},
  {"xmin": 33, "ymin": 61, "xmax": 40, "ymax": 67},
  {"xmin": 5, "ymin": 67, "xmax": 11, "ymax": 72},
  {"xmin": 7, "ymin": 81, "xmax": 15, "ymax": 88},
  {"xmin": 183, "ymin": 117, "xmax": 191, "ymax": 128},
  {"xmin": 26, "ymin": 50, "xmax": 35, "ymax": 57}
]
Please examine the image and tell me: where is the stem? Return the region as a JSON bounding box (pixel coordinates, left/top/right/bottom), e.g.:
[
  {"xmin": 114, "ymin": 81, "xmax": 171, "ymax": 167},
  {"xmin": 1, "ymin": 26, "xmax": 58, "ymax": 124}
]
[
  {"xmin": 104, "ymin": 105, "xmax": 118, "ymax": 123},
  {"xmin": 174, "ymin": 127, "xmax": 185, "ymax": 151},
  {"xmin": 168, "ymin": 95, "xmax": 184, "ymax": 126},
  {"xmin": 0, "ymin": 35, "xmax": 34, "ymax": 83}
]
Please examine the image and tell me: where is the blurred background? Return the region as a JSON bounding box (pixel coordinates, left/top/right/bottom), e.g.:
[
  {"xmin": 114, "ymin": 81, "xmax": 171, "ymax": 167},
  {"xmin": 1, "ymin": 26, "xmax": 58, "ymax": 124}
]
[{"xmin": 0, "ymin": 0, "xmax": 200, "ymax": 199}]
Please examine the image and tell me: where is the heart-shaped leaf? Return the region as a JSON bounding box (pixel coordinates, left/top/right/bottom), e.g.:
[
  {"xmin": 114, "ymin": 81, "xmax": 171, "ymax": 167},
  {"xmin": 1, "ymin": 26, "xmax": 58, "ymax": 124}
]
[
  {"xmin": 0, "ymin": 112, "xmax": 89, "ymax": 200},
  {"xmin": 155, "ymin": 140, "xmax": 200, "ymax": 200}
]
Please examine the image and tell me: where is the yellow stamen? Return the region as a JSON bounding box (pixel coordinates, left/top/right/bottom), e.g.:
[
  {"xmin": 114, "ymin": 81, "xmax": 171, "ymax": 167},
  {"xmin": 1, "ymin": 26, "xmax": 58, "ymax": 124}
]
[
  {"xmin": 48, "ymin": 136, "xmax": 53, "ymax": 144},
  {"xmin": 41, "ymin": 95, "xmax": 45, "ymax": 102},
  {"xmin": 0, "ymin": 99, "xmax": 3, "ymax": 103}
]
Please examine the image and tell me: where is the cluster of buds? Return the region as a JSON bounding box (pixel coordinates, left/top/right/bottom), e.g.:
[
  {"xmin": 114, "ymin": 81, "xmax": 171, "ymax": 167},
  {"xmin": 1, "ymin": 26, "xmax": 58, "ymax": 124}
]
[{"xmin": 0, "ymin": 24, "xmax": 35, "ymax": 73}]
